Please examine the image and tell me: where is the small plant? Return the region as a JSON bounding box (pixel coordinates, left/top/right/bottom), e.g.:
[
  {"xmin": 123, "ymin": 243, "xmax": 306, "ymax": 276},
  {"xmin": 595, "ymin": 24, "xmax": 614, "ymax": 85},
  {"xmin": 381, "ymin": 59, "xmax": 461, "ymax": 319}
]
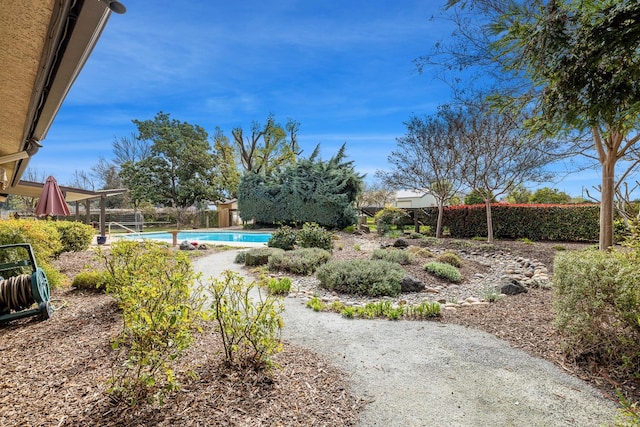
[
  {"xmin": 234, "ymin": 251, "xmax": 247, "ymax": 264},
  {"xmin": 267, "ymin": 247, "xmax": 331, "ymax": 275},
  {"xmin": 316, "ymin": 259, "xmax": 404, "ymax": 297},
  {"xmin": 408, "ymin": 232, "xmax": 423, "ymax": 239},
  {"xmin": 330, "ymin": 300, "xmax": 345, "ymax": 311},
  {"xmin": 306, "ymin": 296, "xmax": 326, "ymax": 312},
  {"xmin": 424, "ymin": 261, "xmax": 462, "ymax": 283},
  {"xmin": 99, "ymin": 240, "xmax": 203, "ymax": 405},
  {"xmin": 371, "ymin": 248, "xmax": 414, "ymax": 265},
  {"xmin": 353, "ymin": 244, "xmax": 361, "ymax": 251},
  {"xmin": 296, "ymin": 223, "xmax": 333, "ymax": 251},
  {"xmin": 482, "ymin": 287, "xmax": 503, "ymax": 303},
  {"xmin": 405, "ymin": 301, "xmax": 441, "ymax": 318},
  {"xmin": 336, "ymin": 243, "xmax": 344, "ymax": 251},
  {"xmin": 343, "ymin": 225, "xmax": 355, "ymax": 233},
  {"xmin": 72, "ymin": 270, "xmax": 108, "ymax": 292},
  {"xmin": 437, "ymin": 252, "xmax": 462, "ymax": 268},
  {"xmin": 243, "ymin": 247, "xmax": 284, "ymax": 266},
  {"xmin": 518, "ymin": 237, "xmax": 534, "ymax": 244},
  {"xmin": 471, "ymin": 236, "xmax": 487, "ymax": 242},
  {"xmin": 553, "ymin": 245, "xmax": 566, "ymax": 251},
  {"xmin": 341, "ymin": 306, "xmax": 356, "ymax": 318},
  {"xmin": 614, "ymin": 391, "xmax": 640, "ymax": 427},
  {"xmin": 268, "ymin": 226, "xmax": 298, "ymax": 250},
  {"xmin": 265, "ymin": 277, "xmax": 292, "ymax": 295},
  {"xmin": 208, "ymin": 271, "xmax": 283, "ymax": 371},
  {"xmin": 406, "ymin": 246, "xmax": 434, "ymax": 258},
  {"xmin": 386, "ymin": 306, "xmax": 404, "ymax": 320}
]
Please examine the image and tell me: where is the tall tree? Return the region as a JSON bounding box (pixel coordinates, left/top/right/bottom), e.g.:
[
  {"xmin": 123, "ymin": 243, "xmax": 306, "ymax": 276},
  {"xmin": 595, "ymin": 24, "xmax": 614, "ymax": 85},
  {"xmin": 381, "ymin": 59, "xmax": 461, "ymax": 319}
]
[
  {"xmin": 530, "ymin": 187, "xmax": 571, "ymax": 204},
  {"xmin": 457, "ymin": 99, "xmax": 556, "ymax": 242},
  {"xmin": 442, "ymin": 0, "xmax": 640, "ymax": 249},
  {"xmin": 377, "ymin": 106, "xmax": 465, "ymax": 238},
  {"xmin": 232, "ymin": 114, "xmax": 301, "ymax": 175},
  {"xmin": 212, "ymin": 127, "xmax": 240, "ymax": 200},
  {"xmin": 112, "ymin": 132, "xmax": 151, "ymax": 167},
  {"xmin": 126, "ymin": 112, "xmax": 218, "ymax": 226}
]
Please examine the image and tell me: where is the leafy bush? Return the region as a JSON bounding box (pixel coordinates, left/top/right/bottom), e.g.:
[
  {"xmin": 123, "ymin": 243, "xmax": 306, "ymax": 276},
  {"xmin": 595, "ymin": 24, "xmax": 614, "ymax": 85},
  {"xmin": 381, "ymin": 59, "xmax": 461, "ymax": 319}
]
[
  {"xmin": 54, "ymin": 221, "xmax": 95, "ymax": 254},
  {"xmin": 234, "ymin": 251, "xmax": 247, "ymax": 264},
  {"xmin": 72, "ymin": 270, "xmax": 108, "ymax": 292},
  {"xmin": 553, "ymin": 250, "xmax": 640, "ymax": 378},
  {"xmin": 243, "ymin": 247, "xmax": 284, "ymax": 266},
  {"xmin": 268, "ymin": 247, "xmax": 330, "ymax": 275},
  {"xmin": 424, "ymin": 262, "xmax": 462, "ymax": 283},
  {"xmin": 371, "ymin": 248, "xmax": 414, "ymax": 265},
  {"xmin": 316, "ymin": 259, "xmax": 404, "ymax": 297},
  {"xmin": 100, "ymin": 240, "xmax": 203, "ymax": 404},
  {"xmin": 265, "ymin": 277, "xmax": 292, "ymax": 295},
  {"xmin": 437, "ymin": 252, "xmax": 462, "ymax": 268},
  {"xmin": 208, "ymin": 270, "xmax": 283, "ymax": 370},
  {"xmin": 268, "ymin": 226, "xmax": 298, "ymax": 250},
  {"xmin": 296, "ymin": 223, "xmax": 333, "ymax": 251},
  {"xmin": 0, "ymin": 219, "xmax": 64, "ymax": 288},
  {"xmin": 306, "ymin": 296, "xmax": 326, "ymax": 312}
]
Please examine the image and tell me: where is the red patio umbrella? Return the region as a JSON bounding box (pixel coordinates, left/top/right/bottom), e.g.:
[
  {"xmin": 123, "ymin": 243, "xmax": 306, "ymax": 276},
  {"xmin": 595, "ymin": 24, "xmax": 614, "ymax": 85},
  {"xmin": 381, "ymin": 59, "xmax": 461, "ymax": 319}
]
[{"xmin": 34, "ymin": 176, "xmax": 70, "ymax": 217}]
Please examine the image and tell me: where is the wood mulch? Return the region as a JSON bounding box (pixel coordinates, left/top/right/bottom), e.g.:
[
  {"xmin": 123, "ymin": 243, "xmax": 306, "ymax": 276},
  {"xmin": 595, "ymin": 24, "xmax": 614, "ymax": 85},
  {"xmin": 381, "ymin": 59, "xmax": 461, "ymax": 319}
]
[{"xmin": 0, "ymin": 235, "xmax": 637, "ymax": 426}]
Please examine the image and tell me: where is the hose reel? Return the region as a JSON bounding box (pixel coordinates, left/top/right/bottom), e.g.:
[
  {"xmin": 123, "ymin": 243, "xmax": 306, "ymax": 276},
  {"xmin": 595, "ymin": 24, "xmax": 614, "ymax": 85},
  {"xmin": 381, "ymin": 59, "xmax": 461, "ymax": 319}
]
[{"xmin": 0, "ymin": 244, "xmax": 52, "ymax": 323}]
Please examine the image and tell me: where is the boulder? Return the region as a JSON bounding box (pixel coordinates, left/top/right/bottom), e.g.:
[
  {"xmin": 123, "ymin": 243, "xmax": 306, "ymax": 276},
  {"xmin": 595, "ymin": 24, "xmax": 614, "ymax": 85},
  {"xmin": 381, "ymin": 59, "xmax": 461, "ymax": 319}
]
[
  {"xmin": 179, "ymin": 240, "xmax": 196, "ymax": 251},
  {"xmin": 400, "ymin": 276, "xmax": 425, "ymax": 292},
  {"xmin": 500, "ymin": 278, "xmax": 527, "ymax": 295},
  {"xmin": 393, "ymin": 238, "xmax": 409, "ymax": 249}
]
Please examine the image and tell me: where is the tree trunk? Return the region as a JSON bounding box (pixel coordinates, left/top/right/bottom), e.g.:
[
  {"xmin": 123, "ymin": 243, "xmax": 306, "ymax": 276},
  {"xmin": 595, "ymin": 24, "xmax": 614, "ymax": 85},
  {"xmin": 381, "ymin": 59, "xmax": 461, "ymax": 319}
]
[
  {"xmin": 600, "ymin": 154, "xmax": 616, "ymax": 250},
  {"xmin": 485, "ymin": 198, "xmax": 494, "ymax": 243},
  {"xmin": 436, "ymin": 202, "xmax": 444, "ymax": 238}
]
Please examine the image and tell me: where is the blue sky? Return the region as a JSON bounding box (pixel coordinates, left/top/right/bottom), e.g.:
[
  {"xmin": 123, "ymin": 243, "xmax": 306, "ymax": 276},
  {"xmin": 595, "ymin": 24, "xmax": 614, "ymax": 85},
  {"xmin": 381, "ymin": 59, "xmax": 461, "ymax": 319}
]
[{"xmin": 31, "ymin": 0, "xmax": 604, "ymax": 197}]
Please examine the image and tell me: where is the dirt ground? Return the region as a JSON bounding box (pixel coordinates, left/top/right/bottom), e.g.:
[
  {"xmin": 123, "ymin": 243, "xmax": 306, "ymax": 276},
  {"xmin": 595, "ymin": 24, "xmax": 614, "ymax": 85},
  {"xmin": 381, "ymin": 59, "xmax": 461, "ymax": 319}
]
[{"xmin": 0, "ymin": 234, "xmax": 635, "ymax": 426}]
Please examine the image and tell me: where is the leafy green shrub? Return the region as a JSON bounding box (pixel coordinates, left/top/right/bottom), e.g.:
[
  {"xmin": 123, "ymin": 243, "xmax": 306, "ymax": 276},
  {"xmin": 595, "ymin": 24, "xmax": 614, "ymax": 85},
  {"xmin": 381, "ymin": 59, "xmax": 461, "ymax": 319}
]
[
  {"xmin": 553, "ymin": 250, "xmax": 640, "ymax": 378},
  {"xmin": 296, "ymin": 223, "xmax": 333, "ymax": 251},
  {"xmin": 405, "ymin": 301, "xmax": 441, "ymax": 318},
  {"xmin": 0, "ymin": 219, "xmax": 64, "ymax": 288},
  {"xmin": 265, "ymin": 277, "xmax": 292, "ymax": 295},
  {"xmin": 371, "ymin": 248, "xmax": 414, "ymax": 265},
  {"xmin": 437, "ymin": 252, "xmax": 462, "ymax": 268},
  {"xmin": 234, "ymin": 251, "xmax": 247, "ymax": 264},
  {"xmin": 244, "ymin": 247, "xmax": 284, "ymax": 266},
  {"xmin": 72, "ymin": 270, "xmax": 108, "ymax": 292},
  {"xmin": 343, "ymin": 225, "xmax": 355, "ymax": 233},
  {"xmin": 316, "ymin": 259, "xmax": 404, "ymax": 297},
  {"xmin": 373, "ymin": 206, "xmax": 409, "ymax": 234},
  {"xmin": 268, "ymin": 226, "xmax": 298, "ymax": 250},
  {"xmin": 99, "ymin": 240, "xmax": 202, "ymax": 404},
  {"xmin": 268, "ymin": 247, "xmax": 331, "ymax": 275},
  {"xmin": 424, "ymin": 262, "xmax": 462, "ymax": 283},
  {"xmin": 208, "ymin": 270, "xmax": 283, "ymax": 370},
  {"xmin": 306, "ymin": 296, "xmax": 326, "ymax": 312},
  {"xmin": 54, "ymin": 221, "xmax": 95, "ymax": 254}
]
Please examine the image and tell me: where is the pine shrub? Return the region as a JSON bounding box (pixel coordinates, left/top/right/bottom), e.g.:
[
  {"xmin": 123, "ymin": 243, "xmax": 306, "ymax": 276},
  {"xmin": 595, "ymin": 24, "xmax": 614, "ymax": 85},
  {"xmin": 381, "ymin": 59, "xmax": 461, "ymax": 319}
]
[
  {"xmin": 316, "ymin": 259, "xmax": 404, "ymax": 297},
  {"xmin": 424, "ymin": 261, "xmax": 462, "ymax": 283},
  {"xmin": 268, "ymin": 247, "xmax": 330, "ymax": 275},
  {"xmin": 371, "ymin": 248, "xmax": 414, "ymax": 265}
]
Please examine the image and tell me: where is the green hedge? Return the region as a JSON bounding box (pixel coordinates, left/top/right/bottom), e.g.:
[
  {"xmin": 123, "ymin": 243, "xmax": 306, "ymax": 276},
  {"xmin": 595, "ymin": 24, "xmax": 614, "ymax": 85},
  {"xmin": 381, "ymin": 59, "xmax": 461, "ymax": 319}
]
[{"xmin": 398, "ymin": 204, "xmax": 599, "ymax": 242}]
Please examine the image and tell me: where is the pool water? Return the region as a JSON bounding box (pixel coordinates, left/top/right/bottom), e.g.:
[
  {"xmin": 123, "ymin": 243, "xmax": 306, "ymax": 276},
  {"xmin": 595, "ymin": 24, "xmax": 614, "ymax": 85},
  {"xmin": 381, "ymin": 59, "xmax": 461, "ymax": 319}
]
[{"xmin": 121, "ymin": 231, "xmax": 271, "ymax": 244}]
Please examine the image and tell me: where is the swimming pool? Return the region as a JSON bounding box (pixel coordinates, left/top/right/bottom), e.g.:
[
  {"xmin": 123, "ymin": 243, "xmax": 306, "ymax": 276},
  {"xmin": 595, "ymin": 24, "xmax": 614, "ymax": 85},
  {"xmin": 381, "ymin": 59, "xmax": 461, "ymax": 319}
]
[{"xmin": 119, "ymin": 231, "xmax": 271, "ymax": 245}]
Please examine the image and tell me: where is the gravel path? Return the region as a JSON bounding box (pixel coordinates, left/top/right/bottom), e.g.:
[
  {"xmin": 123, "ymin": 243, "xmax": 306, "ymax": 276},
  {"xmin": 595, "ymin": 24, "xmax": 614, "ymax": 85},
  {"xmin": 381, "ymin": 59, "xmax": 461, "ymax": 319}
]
[{"xmin": 193, "ymin": 250, "xmax": 618, "ymax": 427}]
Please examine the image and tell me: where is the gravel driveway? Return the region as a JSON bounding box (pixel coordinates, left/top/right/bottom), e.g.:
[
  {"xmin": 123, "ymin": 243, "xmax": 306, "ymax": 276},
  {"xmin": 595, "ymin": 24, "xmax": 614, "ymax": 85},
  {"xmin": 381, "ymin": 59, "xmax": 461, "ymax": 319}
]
[{"xmin": 193, "ymin": 250, "xmax": 618, "ymax": 427}]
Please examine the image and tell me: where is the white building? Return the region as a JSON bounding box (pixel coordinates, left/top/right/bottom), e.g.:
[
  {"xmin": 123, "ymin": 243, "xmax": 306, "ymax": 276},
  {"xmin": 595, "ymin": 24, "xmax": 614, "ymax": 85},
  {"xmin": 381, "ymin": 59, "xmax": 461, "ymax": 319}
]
[{"xmin": 394, "ymin": 190, "xmax": 437, "ymax": 209}]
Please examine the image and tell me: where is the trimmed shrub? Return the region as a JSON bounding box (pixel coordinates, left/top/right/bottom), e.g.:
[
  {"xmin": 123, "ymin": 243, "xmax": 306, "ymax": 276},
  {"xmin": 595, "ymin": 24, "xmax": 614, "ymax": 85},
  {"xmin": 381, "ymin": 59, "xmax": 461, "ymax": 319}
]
[
  {"xmin": 424, "ymin": 262, "xmax": 462, "ymax": 283},
  {"xmin": 268, "ymin": 226, "xmax": 298, "ymax": 250},
  {"xmin": 72, "ymin": 270, "xmax": 108, "ymax": 292},
  {"xmin": 234, "ymin": 251, "xmax": 247, "ymax": 264},
  {"xmin": 0, "ymin": 219, "xmax": 64, "ymax": 288},
  {"xmin": 553, "ymin": 250, "xmax": 640, "ymax": 377},
  {"xmin": 54, "ymin": 221, "xmax": 95, "ymax": 254},
  {"xmin": 437, "ymin": 252, "xmax": 462, "ymax": 268},
  {"xmin": 296, "ymin": 223, "xmax": 333, "ymax": 251},
  {"xmin": 371, "ymin": 248, "xmax": 414, "ymax": 265},
  {"xmin": 406, "ymin": 246, "xmax": 434, "ymax": 258},
  {"xmin": 244, "ymin": 247, "xmax": 284, "ymax": 266},
  {"xmin": 268, "ymin": 247, "xmax": 330, "ymax": 275},
  {"xmin": 316, "ymin": 259, "xmax": 404, "ymax": 297}
]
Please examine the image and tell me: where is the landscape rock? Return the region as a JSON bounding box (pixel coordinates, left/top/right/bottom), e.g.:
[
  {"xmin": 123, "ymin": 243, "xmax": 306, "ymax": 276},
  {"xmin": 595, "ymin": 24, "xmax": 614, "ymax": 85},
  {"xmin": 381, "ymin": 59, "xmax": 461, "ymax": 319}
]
[
  {"xmin": 500, "ymin": 278, "xmax": 528, "ymax": 295},
  {"xmin": 400, "ymin": 276, "xmax": 425, "ymax": 292},
  {"xmin": 393, "ymin": 239, "xmax": 409, "ymax": 249},
  {"xmin": 179, "ymin": 240, "xmax": 196, "ymax": 250}
]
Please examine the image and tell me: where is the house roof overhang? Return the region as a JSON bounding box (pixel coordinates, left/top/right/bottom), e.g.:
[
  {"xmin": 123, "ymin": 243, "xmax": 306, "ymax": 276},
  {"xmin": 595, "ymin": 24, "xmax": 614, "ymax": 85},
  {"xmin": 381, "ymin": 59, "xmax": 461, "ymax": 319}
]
[{"xmin": 0, "ymin": 0, "xmax": 120, "ymax": 190}]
